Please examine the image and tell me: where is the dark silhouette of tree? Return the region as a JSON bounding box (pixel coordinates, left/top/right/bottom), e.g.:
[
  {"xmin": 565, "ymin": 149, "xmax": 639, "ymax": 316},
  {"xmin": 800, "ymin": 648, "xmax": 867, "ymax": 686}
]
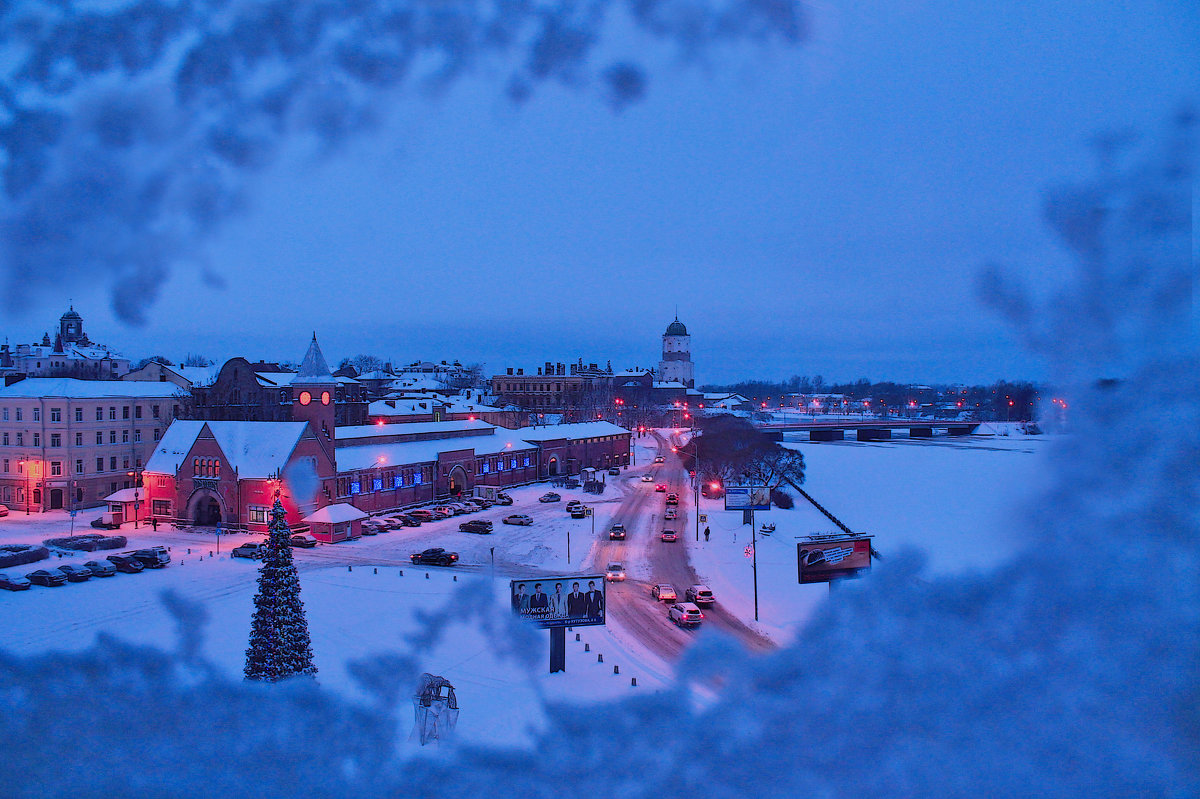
[{"xmin": 245, "ymin": 496, "xmax": 317, "ymax": 682}]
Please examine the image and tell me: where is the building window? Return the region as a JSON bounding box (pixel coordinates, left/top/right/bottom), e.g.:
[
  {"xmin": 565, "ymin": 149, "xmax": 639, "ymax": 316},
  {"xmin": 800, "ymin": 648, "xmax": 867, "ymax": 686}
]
[
  {"xmin": 135, "ymin": 406, "xmax": 142, "ymax": 419},
  {"xmin": 50, "ymin": 433, "xmax": 60, "ymax": 448},
  {"xmin": 109, "ymin": 407, "xmax": 116, "ymax": 420},
  {"xmin": 153, "ymin": 429, "xmax": 161, "ymax": 441},
  {"xmin": 413, "ymin": 471, "xmax": 422, "ymax": 485},
  {"xmin": 480, "ymin": 461, "xmax": 489, "ymax": 475},
  {"xmin": 122, "ymin": 406, "xmax": 130, "ymax": 420},
  {"xmin": 50, "ymin": 461, "xmax": 62, "ymax": 476},
  {"xmin": 248, "ymin": 506, "xmax": 269, "ymax": 524},
  {"xmin": 1, "ymin": 408, "xmax": 6, "ymax": 421},
  {"xmin": 109, "ymin": 431, "xmax": 116, "ymax": 444},
  {"xmin": 372, "ymin": 477, "xmax": 383, "ymax": 492},
  {"xmin": 75, "ymin": 459, "xmax": 83, "ymax": 474},
  {"xmin": 75, "ymin": 408, "xmax": 83, "ymax": 422},
  {"xmin": 349, "ymin": 480, "xmax": 361, "ymax": 495},
  {"xmin": 32, "ymin": 433, "xmax": 39, "ymax": 447},
  {"xmin": 16, "ymin": 433, "xmax": 22, "ymax": 446},
  {"xmin": 75, "ymin": 432, "xmax": 83, "ymax": 446},
  {"xmin": 134, "ymin": 430, "xmax": 142, "ymax": 443},
  {"xmin": 2, "ymin": 459, "xmax": 7, "ymax": 473},
  {"xmin": 523, "ymin": 456, "xmax": 531, "ymax": 467},
  {"xmin": 153, "ymin": 500, "xmax": 171, "ymax": 516},
  {"xmin": 96, "ymin": 432, "xmax": 103, "ymax": 445},
  {"xmin": 15, "ymin": 409, "xmax": 21, "ymax": 421},
  {"xmin": 496, "ymin": 459, "xmax": 505, "ymax": 471},
  {"xmin": 392, "ymin": 475, "xmax": 403, "ymax": 489},
  {"xmin": 50, "ymin": 408, "xmax": 61, "ymax": 422},
  {"xmin": 122, "ymin": 430, "xmax": 129, "ymax": 443},
  {"xmin": 110, "ymin": 457, "xmax": 117, "ymax": 470},
  {"xmin": 122, "ymin": 457, "xmax": 129, "ymax": 470},
  {"xmin": 510, "ymin": 458, "xmax": 517, "ymax": 469},
  {"xmin": 96, "ymin": 458, "xmax": 104, "ymax": 472},
  {"xmin": 1, "ymin": 433, "xmax": 7, "ymax": 446},
  {"xmin": 152, "ymin": 405, "xmax": 160, "ymax": 418},
  {"xmin": 32, "ymin": 408, "xmax": 40, "ymax": 422},
  {"xmin": 96, "ymin": 407, "xmax": 103, "ymax": 421}
]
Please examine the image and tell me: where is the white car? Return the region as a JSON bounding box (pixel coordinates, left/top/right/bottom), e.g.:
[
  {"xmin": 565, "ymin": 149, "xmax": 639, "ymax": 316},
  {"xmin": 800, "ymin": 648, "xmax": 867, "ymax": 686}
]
[
  {"xmin": 664, "ymin": 507, "xmax": 678, "ymax": 520},
  {"xmin": 503, "ymin": 514, "xmax": 533, "ymax": 526},
  {"xmin": 685, "ymin": 585, "xmax": 715, "ymax": 606},
  {"xmin": 605, "ymin": 562, "xmax": 626, "ymax": 582},
  {"xmin": 651, "ymin": 583, "xmax": 677, "ymax": 602},
  {"xmin": 668, "ymin": 602, "xmax": 704, "ymax": 628},
  {"xmin": 641, "ymin": 475, "xmax": 654, "ymax": 483}
]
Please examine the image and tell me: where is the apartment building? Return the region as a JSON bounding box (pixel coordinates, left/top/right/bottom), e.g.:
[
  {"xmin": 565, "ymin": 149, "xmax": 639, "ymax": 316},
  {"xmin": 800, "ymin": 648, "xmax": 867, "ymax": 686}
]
[{"xmin": 0, "ymin": 379, "xmax": 184, "ymax": 512}]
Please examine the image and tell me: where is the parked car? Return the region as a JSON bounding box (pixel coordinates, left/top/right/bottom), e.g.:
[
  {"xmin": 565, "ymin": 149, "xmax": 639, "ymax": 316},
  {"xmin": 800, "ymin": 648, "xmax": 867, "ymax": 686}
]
[
  {"xmin": 654, "ymin": 456, "xmax": 666, "ymax": 464},
  {"xmin": 660, "ymin": 530, "xmax": 678, "ymax": 542},
  {"xmin": 608, "ymin": 467, "xmax": 621, "ymax": 476},
  {"xmin": 131, "ymin": 547, "xmax": 171, "ymax": 568},
  {"xmin": 651, "ymin": 583, "xmax": 677, "ymax": 602},
  {"xmin": 459, "ymin": 519, "xmax": 494, "ymax": 534},
  {"xmin": 0, "ymin": 572, "xmax": 31, "ymax": 591},
  {"xmin": 231, "ymin": 543, "xmax": 266, "ymax": 560},
  {"xmin": 0, "ymin": 504, "xmax": 8, "ymax": 517},
  {"xmin": 666, "ymin": 493, "xmax": 679, "ymax": 506},
  {"xmin": 562, "ymin": 478, "xmax": 580, "ymax": 489},
  {"xmin": 641, "ymin": 475, "xmax": 654, "ymax": 483},
  {"xmin": 539, "ymin": 492, "xmax": 561, "ymax": 503},
  {"xmin": 570, "ymin": 506, "xmax": 588, "ymax": 519},
  {"xmin": 655, "ymin": 484, "xmax": 667, "ymax": 492},
  {"xmin": 495, "ymin": 492, "xmax": 514, "ymax": 505},
  {"xmin": 83, "ymin": 560, "xmax": 117, "ymax": 578},
  {"xmin": 432, "ymin": 506, "xmax": 456, "ymax": 519},
  {"xmin": 668, "ymin": 602, "xmax": 704, "ymax": 628},
  {"xmin": 360, "ymin": 525, "xmax": 379, "ymax": 536},
  {"xmin": 410, "ymin": 548, "xmax": 459, "ymax": 566},
  {"xmin": 605, "ymin": 562, "xmax": 626, "ymax": 582},
  {"xmin": 408, "ymin": 509, "xmax": 436, "ymax": 522},
  {"xmin": 57, "ymin": 564, "xmax": 93, "ymax": 582},
  {"xmin": 289, "ymin": 534, "xmax": 318, "ymax": 548},
  {"xmin": 503, "ymin": 514, "xmax": 533, "ymax": 526},
  {"xmin": 106, "ymin": 553, "xmax": 145, "ymax": 573},
  {"xmin": 685, "ymin": 585, "xmax": 715, "ymax": 606},
  {"xmin": 664, "ymin": 508, "xmax": 678, "ymax": 520},
  {"xmin": 90, "ymin": 516, "xmax": 121, "ymax": 530},
  {"xmin": 26, "ymin": 568, "xmax": 68, "ymax": 587},
  {"xmin": 565, "ymin": 500, "xmax": 583, "ymax": 511},
  {"xmin": 395, "ymin": 513, "xmax": 422, "ymax": 527},
  {"xmin": 608, "ymin": 524, "xmax": 627, "ymax": 541}
]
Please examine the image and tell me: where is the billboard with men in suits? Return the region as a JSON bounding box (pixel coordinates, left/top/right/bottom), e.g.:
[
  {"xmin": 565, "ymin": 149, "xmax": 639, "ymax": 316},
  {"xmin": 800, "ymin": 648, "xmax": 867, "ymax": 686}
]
[{"xmin": 511, "ymin": 575, "xmax": 607, "ymax": 629}]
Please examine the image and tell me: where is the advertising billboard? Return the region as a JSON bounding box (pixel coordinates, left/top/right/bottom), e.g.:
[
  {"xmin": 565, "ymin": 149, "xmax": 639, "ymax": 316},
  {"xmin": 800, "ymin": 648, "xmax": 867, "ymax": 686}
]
[
  {"xmin": 724, "ymin": 485, "xmax": 771, "ymax": 511},
  {"xmin": 797, "ymin": 536, "xmax": 873, "ymax": 583},
  {"xmin": 510, "ymin": 575, "xmax": 606, "ymax": 629}
]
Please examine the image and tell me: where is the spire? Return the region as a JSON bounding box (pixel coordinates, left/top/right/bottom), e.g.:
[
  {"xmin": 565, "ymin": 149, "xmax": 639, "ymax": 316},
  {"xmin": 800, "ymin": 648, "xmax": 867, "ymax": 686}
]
[{"xmin": 296, "ymin": 333, "xmax": 334, "ymax": 383}]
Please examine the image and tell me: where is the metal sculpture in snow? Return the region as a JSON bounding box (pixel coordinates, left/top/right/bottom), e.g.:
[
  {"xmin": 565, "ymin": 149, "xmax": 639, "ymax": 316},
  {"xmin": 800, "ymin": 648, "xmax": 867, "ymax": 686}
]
[{"xmin": 412, "ymin": 673, "xmax": 459, "ymax": 746}]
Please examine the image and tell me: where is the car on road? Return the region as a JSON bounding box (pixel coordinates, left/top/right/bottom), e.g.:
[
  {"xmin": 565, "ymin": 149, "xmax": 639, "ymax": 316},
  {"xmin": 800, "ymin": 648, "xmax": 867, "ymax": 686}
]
[
  {"xmin": 84, "ymin": 560, "xmax": 117, "ymax": 578},
  {"xmin": 231, "ymin": 543, "xmax": 266, "ymax": 560},
  {"xmin": 685, "ymin": 585, "xmax": 715, "ymax": 606},
  {"xmin": 654, "ymin": 456, "xmax": 665, "ymax": 464},
  {"xmin": 0, "ymin": 504, "xmax": 8, "ymax": 517},
  {"xmin": 0, "ymin": 572, "xmax": 31, "ymax": 591},
  {"xmin": 503, "ymin": 514, "xmax": 533, "ymax": 526},
  {"xmin": 666, "ymin": 493, "xmax": 679, "ymax": 505},
  {"xmin": 664, "ymin": 507, "xmax": 678, "ymax": 520},
  {"xmin": 668, "ymin": 602, "xmax": 704, "ymax": 628},
  {"xmin": 660, "ymin": 530, "xmax": 678, "ymax": 542},
  {"xmin": 410, "ymin": 548, "xmax": 459, "ymax": 566},
  {"xmin": 131, "ymin": 547, "xmax": 171, "ymax": 568},
  {"xmin": 565, "ymin": 500, "xmax": 583, "ymax": 512},
  {"xmin": 539, "ymin": 492, "xmax": 561, "ymax": 503},
  {"xmin": 570, "ymin": 506, "xmax": 588, "ymax": 518},
  {"xmin": 608, "ymin": 524, "xmax": 627, "ymax": 541},
  {"xmin": 57, "ymin": 564, "xmax": 93, "ymax": 582},
  {"xmin": 459, "ymin": 519, "xmax": 494, "ymax": 534},
  {"xmin": 604, "ymin": 562, "xmax": 626, "ymax": 581},
  {"xmin": 655, "ymin": 484, "xmax": 667, "ymax": 492},
  {"xmin": 651, "ymin": 583, "xmax": 677, "ymax": 602},
  {"xmin": 607, "ymin": 467, "xmax": 620, "ymax": 476},
  {"xmin": 289, "ymin": 534, "xmax": 318, "ymax": 548},
  {"xmin": 408, "ymin": 509, "xmax": 436, "ymax": 522},
  {"xmin": 106, "ymin": 553, "xmax": 146, "ymax": 573},
  {"xmin": 26, "ymin": 568, "xmax": 68, "ymax": 587},
  {"xmin": 495, "ymin": 492, "xmax": 514, "ymax": 505},
  {"xmin": 395, "ymin": 514, "xmax": 422, "ymax": 527},
  {"xmin": 641, "ymin": 474, "xmax": 654, "ymax": 483}
]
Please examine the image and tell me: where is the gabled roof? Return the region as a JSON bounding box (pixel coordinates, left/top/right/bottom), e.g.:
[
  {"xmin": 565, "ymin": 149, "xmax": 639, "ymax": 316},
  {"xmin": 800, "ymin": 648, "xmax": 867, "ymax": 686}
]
[
  {"xmin": 517, "ymin": 421, "xmax": 629, "ymax": 442},
  {"xmin": 295, "ymin": 333, "xmax": 334, "ymax": 383},
  {"xmin": 303, "ymin": 503, "xmax": 368, "ymax": 524},
  {"xmin": 0, "ymin": 378, "xmax": 181, "ymax": 399},
  {"xmin": 146, "ymin": 420, "xmax": 311, "ymax": 478}
]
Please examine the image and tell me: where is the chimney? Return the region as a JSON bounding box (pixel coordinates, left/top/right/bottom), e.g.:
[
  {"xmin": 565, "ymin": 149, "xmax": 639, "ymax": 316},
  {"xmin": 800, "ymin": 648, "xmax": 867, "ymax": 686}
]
[
  {"xmin": 517, "ymin": 368, "xmax": 523, "ymax": 375},
  {"xmin": 537, "ymin": 367, "xmax": 542, "ymax": 375},
  {"xmin": 507, "ymin": 367, "xmax": 513, "ymax": 376}
]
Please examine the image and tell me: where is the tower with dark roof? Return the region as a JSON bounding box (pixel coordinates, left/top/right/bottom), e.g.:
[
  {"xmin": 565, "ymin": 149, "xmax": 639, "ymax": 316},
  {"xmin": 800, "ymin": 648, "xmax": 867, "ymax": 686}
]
[
  {"xmin": 59, "ymin": 305, "xmax": 87, "ymax": 345},
  {"xmin": 659, "ymin": 316, "xmax": 694, "ymax": 387},
  {"xmin": 291, "ymin": 333, "xmax": 337, "ymax": 457}
]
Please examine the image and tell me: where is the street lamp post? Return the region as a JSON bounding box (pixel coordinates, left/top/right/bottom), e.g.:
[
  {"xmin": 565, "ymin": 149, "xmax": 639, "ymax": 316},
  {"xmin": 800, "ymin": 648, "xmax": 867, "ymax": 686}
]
[
  {"xmin": 127, "ymin": 469, "xmax": 143, "ymax": 528},
  {"xmin": 18, "ymin": 460, "xmax": 29, "ymax": 515}
]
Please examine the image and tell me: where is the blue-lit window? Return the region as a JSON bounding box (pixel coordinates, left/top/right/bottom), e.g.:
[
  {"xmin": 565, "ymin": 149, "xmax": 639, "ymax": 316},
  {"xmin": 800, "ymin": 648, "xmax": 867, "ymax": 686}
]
[
  {"xmin": 349, "ymin": 481, "xmax": 361, "ymax": 495},
  {"xmin": 510, "ymin": 458, "xmax": 517, "ymax": 469},
  {"xmin": 497, "ymin": 459, "xmax": 505, "ymax": 471},
  {"xmin": 523, "ymin": 457, "xmax": 531, "ymax": 467},
  {"xmin": 481, "ymin": 462, "xmax": 489, "ymax": 474},
  {"xmin": 372, "ymin": 477, "xmax": 383, "ymax": 492},
  {"xmin": 393, "ymin": 475, "xmax": 403, "ymax": 489},
  {"xmin": 413, "ymin": 473, "xmax": 422, "ymax": 485}
]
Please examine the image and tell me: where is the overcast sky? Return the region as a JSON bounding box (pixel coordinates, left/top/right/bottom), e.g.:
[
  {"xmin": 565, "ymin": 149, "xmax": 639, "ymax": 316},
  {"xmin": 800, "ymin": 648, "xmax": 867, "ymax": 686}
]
[{"xmin": 3, "ymin": 1, "xmax": 1195, "ymax": 386}]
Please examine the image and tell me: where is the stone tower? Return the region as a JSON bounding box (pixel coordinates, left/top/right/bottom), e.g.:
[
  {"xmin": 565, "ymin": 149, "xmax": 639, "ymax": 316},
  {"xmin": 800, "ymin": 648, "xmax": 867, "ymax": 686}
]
[
  {"xmin": 291, "ymin": 333, "xmax": 337, "ymax": 460},
  {"xmin": 659, "ymin": 316, "xmax": 694, "ymax": 388}
]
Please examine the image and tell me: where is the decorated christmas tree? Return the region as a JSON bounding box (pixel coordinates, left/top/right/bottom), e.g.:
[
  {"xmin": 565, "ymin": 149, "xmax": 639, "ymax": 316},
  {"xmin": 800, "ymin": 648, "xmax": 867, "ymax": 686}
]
[{"xmin": 244, "ymin": 495, "xmax": 317, "ymax": 681}]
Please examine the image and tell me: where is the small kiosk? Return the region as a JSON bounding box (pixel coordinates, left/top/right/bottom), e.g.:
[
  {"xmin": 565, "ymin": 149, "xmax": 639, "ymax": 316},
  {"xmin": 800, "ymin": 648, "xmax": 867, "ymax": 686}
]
[{"xmin": 302, "ymin": 503, "xmax": 368, "ymax": 543}]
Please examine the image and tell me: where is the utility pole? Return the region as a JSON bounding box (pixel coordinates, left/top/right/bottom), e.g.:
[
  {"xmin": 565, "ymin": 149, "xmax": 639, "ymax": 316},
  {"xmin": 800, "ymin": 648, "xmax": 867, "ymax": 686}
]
[{"xmin": 751, "ymin": 507, "xmax": 759, "ymax": 621}]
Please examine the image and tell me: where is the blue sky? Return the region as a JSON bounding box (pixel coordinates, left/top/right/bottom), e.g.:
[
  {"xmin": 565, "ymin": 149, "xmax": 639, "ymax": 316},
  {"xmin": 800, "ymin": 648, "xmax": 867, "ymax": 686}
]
[{"xmin": 4, "ymin": 0, "xmax": 1196, "ymax": 385}]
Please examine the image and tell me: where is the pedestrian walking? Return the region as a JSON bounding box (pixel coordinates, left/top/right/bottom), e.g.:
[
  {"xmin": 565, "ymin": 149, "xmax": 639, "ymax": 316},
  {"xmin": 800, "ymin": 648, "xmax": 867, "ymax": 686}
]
[
  {"xmin": 703, "ymin": 526, "xmax": 710, "ymax": 542},
  {"xmin": 151, "ymin": 517, "xmax": 158, "ymax": 531}
]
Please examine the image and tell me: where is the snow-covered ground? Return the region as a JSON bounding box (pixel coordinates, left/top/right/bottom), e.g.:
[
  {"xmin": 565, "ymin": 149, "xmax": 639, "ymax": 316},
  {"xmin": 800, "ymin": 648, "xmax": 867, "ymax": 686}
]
[{"xmin": 0, "ymin": 427, "xmax": 1050, "ymax": 744}]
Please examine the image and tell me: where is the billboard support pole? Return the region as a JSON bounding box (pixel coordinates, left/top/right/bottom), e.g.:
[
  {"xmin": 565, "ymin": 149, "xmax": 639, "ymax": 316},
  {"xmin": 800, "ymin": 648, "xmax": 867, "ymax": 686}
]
[
  {"xmin": 752, "ymin": 508, "xmax": 759, "ymax": 621},
  {"xmin": 550, "ymin": 626, "xmax": 565, "ymax": 673}
]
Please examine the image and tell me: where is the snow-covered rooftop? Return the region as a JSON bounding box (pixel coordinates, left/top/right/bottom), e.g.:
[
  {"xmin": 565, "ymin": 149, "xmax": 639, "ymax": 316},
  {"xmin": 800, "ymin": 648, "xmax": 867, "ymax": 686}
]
[
  {"xmin": 515, "ymin": 421, "xmax": 629, "ymax": 441},
  {"xmin": 0, "ymin": 378, "xmax": 184, "ymax": 399},
  {"xmin": 335, "ymin": 432, "xmax": 535, "ymax": 472},
  {"xmin": 303, "ymin": 503, "xmax": 368, "ymax": 524},
  {"xmin": 336, "ymin": 419, "xmax": 495, "ymax": 441},
  {"xmin": 146, "ymin": 421, "xmax": 310, "ymax": 478}
]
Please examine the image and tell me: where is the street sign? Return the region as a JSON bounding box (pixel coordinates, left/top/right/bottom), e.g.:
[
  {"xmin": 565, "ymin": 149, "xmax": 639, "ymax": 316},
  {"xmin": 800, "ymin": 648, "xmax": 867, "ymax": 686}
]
[
  {"xmin": 744, "ymin": 544, "xmax": 754, "ymax": 558},
  {"xmin": 585, "ymin": 507, "xmax": 593, "ymax": 516},
  {"xmin": 698, "ymin": 514, "xmax": 707, "ymax": 523},
  {"xmin": 69, "ymin": 510, "xmax": 77, "ymax": 518}
]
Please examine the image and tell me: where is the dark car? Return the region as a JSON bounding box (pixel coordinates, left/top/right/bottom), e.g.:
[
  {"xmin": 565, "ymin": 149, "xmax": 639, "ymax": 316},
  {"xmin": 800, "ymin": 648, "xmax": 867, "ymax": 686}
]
[
  {"xmin": 396, "ymin": 514, "xmax": 422, "ymax": 527},
  {"xmin": 57, "ymin": 564, "xmax": 93, "ymax": 582},
  {"xmin": 666, "ymin": 493, "xmax": 679, "ymax": 506},
  {"xmin": 131, "ymin": 547, "xmax": 171, "ymax": 568},
  {"xmin": 459, "ymin": 519, "xmax": 494, "ymax": 534},
  {"xmin": 410, "ymin": 548, "xmax": 459, "ymax": 566},
  {"xmin": 0, "ymin": 572, "xmax": 32, "ymax": 591},
  {"xmin": 84, "ymin": 560, "xmax": 118, "ymax": 578},
  {"xmin": 106, "ymin": 554, "xmax": 146, "ymax": 573},
  {"xmin": 231, "ymin": 543, "xmax": 266, "ymax": 560},
  {"xmin": 494, "ymin": 493, "xmax": 514, "ymax": 506},
  {"xmin": 289, "ymin": 534, "xmax": 318, "ymax": 548},
  {"xmin": 26, "ymin": 568, "xmax": 68, "ymax": 587},
  {"xmin": 609, "ymin": 524, "xmax": 627, "ymax": 541},
  {"xmin": 539, "ymin": 492, "xmax": 561, "ymax": 503}
]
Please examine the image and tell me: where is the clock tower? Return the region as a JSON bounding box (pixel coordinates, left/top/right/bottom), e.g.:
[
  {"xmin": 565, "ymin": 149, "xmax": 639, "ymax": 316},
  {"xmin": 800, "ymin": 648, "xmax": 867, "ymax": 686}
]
[{"xmin": 292, "ymin": 333, "xmax": 337, "ymax": 460}]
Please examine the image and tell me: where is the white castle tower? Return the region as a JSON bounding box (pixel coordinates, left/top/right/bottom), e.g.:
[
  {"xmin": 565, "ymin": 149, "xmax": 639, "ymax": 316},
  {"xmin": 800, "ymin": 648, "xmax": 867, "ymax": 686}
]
[{"xmin": 659, "ymin": 316, "xmax": 694, "ymax": 388}]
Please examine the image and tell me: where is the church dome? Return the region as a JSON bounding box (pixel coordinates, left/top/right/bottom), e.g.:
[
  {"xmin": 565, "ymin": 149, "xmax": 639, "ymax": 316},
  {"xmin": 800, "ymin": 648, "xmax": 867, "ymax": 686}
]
[
  {"xmin": 60, "ymin": 305, "xmax": 82, "ymax": 321},
  {"xmin": 665, "ymin": 318, "xmax": 688, "ymax": 337}
]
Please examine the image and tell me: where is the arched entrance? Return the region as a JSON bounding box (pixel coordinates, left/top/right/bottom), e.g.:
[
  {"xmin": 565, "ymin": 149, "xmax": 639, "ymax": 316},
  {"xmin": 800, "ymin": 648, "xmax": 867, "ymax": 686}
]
[
  {"xmin": 188, "ymin": 490, "xmax": 224, "ymax": 527},
  {"xmin": 547, "ymin": 457, "xmax": 558, "ymax": 476},
  {"xmin": 447, "ymin": 465, "xmax": 468, "ymax": 496},
  {"xmin": 49, "ymin": 489, "xmax": 63, "ymax": 509}
]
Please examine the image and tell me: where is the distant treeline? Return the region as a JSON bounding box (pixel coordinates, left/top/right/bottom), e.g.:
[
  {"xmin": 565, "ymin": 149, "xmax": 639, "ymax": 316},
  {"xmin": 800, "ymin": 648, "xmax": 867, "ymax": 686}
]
[{"xmin": 698, "ymin": 377, "xmax": 1042, "ymax": 421}]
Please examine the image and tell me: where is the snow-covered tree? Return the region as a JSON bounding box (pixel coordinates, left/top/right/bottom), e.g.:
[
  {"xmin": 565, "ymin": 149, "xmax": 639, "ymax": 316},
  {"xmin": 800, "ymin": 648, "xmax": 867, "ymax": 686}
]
[{"xmin": 244, "ymin": 497, "xmax": 317, "ymax": 682}]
